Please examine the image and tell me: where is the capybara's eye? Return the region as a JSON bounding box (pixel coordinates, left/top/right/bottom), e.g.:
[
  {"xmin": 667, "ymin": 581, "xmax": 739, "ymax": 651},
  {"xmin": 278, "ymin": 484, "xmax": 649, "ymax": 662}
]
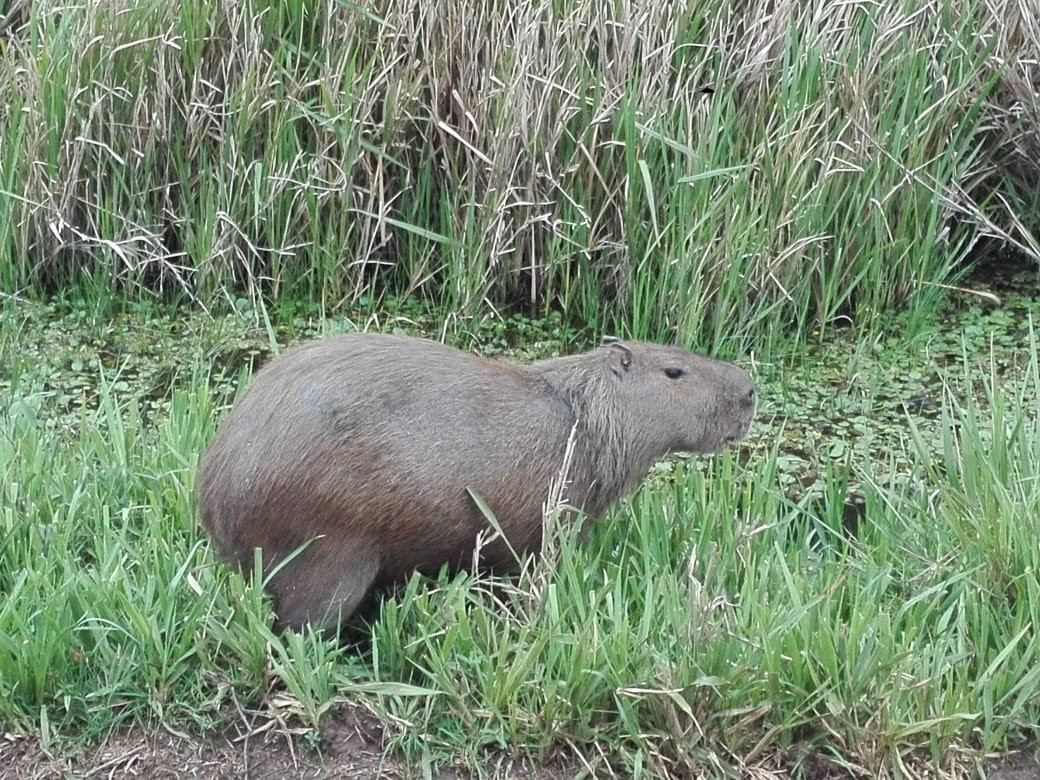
[{"xmin": 663, "ymin": 367, "xmax": 685, "ymax": 379}]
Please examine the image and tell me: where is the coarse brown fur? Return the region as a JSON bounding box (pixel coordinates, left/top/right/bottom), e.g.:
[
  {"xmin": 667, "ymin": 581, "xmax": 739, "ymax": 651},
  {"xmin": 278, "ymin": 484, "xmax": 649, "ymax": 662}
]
[{"xmin": 197, "ymin": 333, "xmax": 755, "ymax": 631}]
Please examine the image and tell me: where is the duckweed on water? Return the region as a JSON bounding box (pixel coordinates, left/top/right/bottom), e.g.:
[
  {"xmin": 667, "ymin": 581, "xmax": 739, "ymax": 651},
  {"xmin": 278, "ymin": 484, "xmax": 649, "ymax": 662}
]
[{"xmin": 4, "ymin": 275, "xmax": 1038, "ymax": 488}]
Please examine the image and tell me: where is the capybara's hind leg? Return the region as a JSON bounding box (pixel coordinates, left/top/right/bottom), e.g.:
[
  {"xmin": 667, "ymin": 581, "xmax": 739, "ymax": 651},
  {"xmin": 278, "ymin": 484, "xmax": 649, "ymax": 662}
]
[{"xmin": 270, "ymin": 540, "xmax": 380, "ymax": 632}]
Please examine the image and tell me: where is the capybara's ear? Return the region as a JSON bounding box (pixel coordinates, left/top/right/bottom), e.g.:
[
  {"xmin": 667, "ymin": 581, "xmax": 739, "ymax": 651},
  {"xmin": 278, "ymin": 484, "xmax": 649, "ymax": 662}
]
[{"xmin": 604, "ymin": 340, "xmax": 633, "ymax": 377}]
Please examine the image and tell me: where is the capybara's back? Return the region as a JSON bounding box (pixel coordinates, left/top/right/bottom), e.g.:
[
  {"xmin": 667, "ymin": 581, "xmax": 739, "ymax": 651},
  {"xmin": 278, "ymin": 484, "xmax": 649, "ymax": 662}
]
[{"xmin": 197, "ymin": 332, "xmax": 755, "ymax": 630}]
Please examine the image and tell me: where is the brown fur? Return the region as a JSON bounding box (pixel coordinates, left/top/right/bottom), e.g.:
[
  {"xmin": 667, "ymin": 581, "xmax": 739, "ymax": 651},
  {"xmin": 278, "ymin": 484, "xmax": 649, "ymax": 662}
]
[{"xmin": 197, "ymin": 333, "xmax": 755, "ymax": 630}]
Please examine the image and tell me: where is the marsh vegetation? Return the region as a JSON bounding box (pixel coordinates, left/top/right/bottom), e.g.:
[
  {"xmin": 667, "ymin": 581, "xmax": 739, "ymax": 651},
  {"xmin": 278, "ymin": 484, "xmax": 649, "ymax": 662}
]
[{"xmin": 1, "ymin": 0, "xmax": 1040, "ymax": 776}]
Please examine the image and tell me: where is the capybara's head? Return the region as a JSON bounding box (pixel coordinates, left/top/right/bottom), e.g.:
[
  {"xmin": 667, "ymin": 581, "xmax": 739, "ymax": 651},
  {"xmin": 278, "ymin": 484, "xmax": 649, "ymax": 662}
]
[{"xmin": 593, "ymin": 338, "xmax": 755, "ymax": 454}]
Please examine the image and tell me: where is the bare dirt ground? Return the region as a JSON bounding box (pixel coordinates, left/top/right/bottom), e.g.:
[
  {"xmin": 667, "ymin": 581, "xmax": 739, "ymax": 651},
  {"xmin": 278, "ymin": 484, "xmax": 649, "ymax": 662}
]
[
  {"xmin": 2, "ymin": 707, "xmax": 1038, "ymax": 780},
  {"xmin": 0, "ymin": 705, "xmax": 581, "ymax": 780}
]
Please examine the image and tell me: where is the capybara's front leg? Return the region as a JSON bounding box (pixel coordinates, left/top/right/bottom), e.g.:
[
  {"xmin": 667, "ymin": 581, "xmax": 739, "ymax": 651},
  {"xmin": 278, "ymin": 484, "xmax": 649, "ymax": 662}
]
[{"xmin": 269, "ymin": 538, "xmax": 381, "ymax": 632}]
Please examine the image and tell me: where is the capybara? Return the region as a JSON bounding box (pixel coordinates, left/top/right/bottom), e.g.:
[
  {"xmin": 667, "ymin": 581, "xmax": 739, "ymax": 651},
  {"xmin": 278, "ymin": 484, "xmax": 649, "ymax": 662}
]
[{"xmin": 197, "ymin": 333, "xmax": 755, "ymax": 630}]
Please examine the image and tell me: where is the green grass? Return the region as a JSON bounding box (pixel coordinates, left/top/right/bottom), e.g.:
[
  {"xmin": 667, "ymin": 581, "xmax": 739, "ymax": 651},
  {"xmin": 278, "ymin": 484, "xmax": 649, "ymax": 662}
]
[
  {"xmin": 0, "ymin": 0, "xmax": 1036, "ymax": 353},
  {"xmin": 1, "ymin": 299, "xmax": 1038, "ymax": 775},
  {"xmin": 1, "ymin": 0, "xmax": 1039, "ymax": 773}
]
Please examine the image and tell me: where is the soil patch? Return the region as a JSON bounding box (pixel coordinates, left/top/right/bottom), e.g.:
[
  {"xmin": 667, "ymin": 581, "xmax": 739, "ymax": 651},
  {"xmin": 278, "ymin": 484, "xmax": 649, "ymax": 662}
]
[
  {"xmin": 4, "ymin": 717, "xmax": 1039, "ymax": 780},
  {"xmin": 0, "ymin": 704, "xmax": 582, "ymax": 779}
]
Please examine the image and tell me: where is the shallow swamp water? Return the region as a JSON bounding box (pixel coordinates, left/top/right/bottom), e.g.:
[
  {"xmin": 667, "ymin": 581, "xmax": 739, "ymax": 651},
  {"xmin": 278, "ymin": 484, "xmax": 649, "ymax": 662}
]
[{"xmin": 1, "ymin": 267, "xmax": 1038, "ymax": 508}]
